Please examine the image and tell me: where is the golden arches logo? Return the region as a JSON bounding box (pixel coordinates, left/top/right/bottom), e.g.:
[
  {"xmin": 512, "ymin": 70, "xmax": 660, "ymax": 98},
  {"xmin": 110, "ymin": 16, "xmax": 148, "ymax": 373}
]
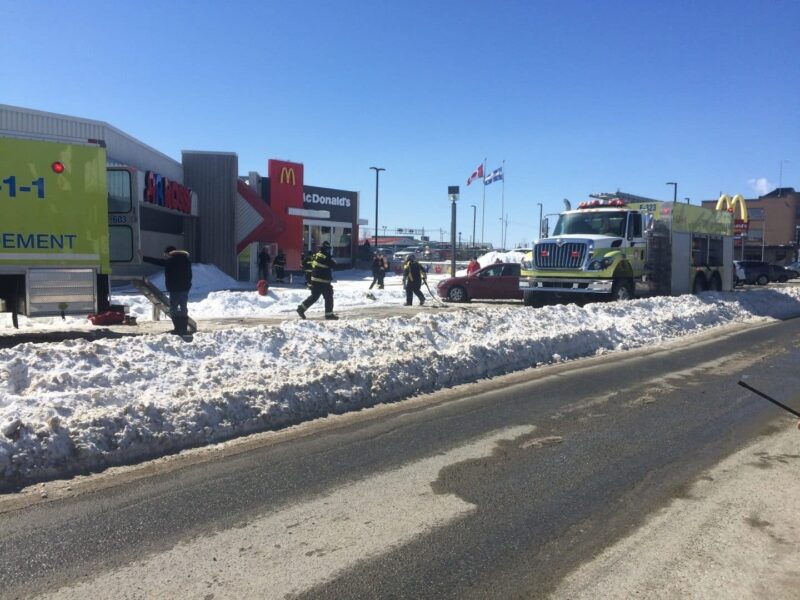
[
  {"xmin": 279, "ymin": 167, "xmax": 296, "ymax": 186},
  {"xmin": 715, "ymin": 193, "xmax": 748, "ymax": 222}
]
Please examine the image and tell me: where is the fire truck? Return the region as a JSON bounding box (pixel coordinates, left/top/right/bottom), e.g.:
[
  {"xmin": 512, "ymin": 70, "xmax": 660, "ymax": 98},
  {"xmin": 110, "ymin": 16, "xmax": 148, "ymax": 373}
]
[
  {"xmin": 0, "ymin": 136, "xmax": 112, "ymax": 326},
  {"xmin": 519, "ymin": 192, "xmax": 735, "ymax": 306},
  {"xmin": 0, "ymin": 135, "xmax": 194, "ymax": 328}
]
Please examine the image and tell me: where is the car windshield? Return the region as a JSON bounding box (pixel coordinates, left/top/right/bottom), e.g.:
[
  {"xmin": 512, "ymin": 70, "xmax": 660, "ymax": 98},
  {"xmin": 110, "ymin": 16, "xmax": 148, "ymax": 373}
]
[{"xmin": 553, "ymin": 212, "xmax": 627, "ymax": 236}]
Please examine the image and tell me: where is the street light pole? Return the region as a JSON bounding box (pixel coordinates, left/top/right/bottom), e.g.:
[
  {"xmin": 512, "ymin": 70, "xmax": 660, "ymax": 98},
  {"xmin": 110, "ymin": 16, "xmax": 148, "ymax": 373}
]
[
  {"xmin": 470, "ymin": 204, "xmax": 477, "ymax": 248},
  {"xmin": 666, "ymin": 182, "xmax": 677, "ymax": 203},
  {"xmin": 370, "ymin": 167, "xmax": 385, "ymax": 250},
  {"xmin": 536, "ymin": 203, "xmax": 543, "ymax": 239},
  {"xmin": 448, "ymin": 186, "xmax": 460, "ymax": 276}
]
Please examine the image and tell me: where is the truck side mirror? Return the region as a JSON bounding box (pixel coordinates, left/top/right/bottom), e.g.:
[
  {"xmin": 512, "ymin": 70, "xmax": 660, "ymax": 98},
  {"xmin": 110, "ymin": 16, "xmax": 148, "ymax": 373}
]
[{"xmin": 541, "ymin": 218, "xmax": 549, "ymax": 238}]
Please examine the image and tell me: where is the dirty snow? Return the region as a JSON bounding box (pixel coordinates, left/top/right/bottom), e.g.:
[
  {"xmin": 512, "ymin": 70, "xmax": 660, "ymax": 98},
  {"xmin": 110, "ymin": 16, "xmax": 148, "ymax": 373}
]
[{"xmin": 1, "ymin": 261, "xmax": 800, "ymax": 487}]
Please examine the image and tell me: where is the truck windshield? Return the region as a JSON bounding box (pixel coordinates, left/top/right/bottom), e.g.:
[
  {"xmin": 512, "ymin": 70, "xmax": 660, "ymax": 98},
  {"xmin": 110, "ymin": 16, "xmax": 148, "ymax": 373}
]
[{"xmin": 553, "ymin": 212, "xmax": 627, "ymax": 237}]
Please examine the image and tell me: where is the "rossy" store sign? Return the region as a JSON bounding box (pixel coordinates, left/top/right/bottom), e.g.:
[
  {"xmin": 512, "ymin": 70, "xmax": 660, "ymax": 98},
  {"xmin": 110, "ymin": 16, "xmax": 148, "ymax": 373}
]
[{"xmin": 144, "ymin": 171, "xmax": 192, "ymax": 214}]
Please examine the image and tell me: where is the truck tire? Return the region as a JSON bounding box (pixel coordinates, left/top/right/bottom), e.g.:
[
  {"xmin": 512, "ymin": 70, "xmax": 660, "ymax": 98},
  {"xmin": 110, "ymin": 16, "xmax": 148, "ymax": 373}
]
[
  {"xmin": 523, "ymin": 291, "xmax": 543, "ymax": 307},
  {"xmin": 692, "ymin": 273, "xmax": 707, "ymax": 294},
  {"xmin": 610, "ymin": 278, "xmax": 633, "ymax": 301}
]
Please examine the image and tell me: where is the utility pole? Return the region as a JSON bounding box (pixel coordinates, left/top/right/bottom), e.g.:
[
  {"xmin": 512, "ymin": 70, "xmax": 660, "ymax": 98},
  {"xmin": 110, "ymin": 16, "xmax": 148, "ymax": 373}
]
[{"xmin": 370, "ymin": 167, "xmax": 385, "ymax": 250}]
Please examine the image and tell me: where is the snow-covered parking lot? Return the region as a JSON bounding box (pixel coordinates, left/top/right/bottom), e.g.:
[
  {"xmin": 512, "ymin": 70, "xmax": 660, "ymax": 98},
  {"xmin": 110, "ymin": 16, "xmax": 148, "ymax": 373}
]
[{"xmin": 2, "ymin": 259, "xmax": 800, "ymax": 489}]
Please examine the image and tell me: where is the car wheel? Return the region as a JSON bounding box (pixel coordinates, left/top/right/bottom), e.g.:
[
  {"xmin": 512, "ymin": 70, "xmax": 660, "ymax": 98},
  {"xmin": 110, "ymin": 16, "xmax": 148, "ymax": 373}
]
[
  {"xmin": 610, "ymin": 278, "xmax": 633, "ymax": 301},
  {"xmin": 447, "ymin": 286, "xmax": 468, "ymax": 302},
  {"xmin": 756, "ymin": 274, "xmax": 769, "ymax": 285}
]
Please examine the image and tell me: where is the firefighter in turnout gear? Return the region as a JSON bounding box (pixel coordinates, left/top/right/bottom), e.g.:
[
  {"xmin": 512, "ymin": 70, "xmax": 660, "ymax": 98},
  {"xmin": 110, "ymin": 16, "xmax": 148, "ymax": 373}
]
[
  {"xmin": 301, "ymin": 251, "xmax": 313, "ymax": 289},
  {"xmin": 402, "ymin": 254, "xmax": 426, "ymax": 306},
  {"xmin": 297, "ymin": 241, "xmax": 338, "ymax": 320}
]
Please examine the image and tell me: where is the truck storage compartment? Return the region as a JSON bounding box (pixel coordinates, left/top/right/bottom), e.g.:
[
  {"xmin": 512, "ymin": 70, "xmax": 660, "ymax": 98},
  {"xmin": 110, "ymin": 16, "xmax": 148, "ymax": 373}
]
[{"xmin": 26, "ymin": 268, "xmax": 97, "ymax": 316}]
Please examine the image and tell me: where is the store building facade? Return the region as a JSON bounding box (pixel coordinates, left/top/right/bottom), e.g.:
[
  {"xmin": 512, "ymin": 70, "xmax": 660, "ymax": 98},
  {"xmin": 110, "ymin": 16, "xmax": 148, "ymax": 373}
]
[
  {"xmin": 702, "ymin": 188, "xmax": 800, "ymax": 263},
  {"xmin": 184, "ymin": 155, "xmax": 360, "ymax": 281},
  {"xmin": 2, "ymin": 104, "xmax": 360, "ymax": 283},
  {"xmin": 0, "ymin": 104, "xmax": 199, "ymax": 280}
]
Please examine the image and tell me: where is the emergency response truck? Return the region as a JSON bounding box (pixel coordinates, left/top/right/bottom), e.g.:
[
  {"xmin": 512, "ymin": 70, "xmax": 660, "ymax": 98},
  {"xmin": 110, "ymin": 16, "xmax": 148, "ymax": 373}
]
[
  {"xmin": 0, "ymin": 136, "xmax": 111, "ymax": 326},
  {"xmin": 519, "ymin": 192, "xmax": 735, "ymax": 306}
]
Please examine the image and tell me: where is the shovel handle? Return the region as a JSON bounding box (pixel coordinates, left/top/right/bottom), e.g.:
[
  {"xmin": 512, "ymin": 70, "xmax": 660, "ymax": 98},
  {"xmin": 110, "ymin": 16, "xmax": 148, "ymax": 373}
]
[{"xmin": 738, "ymin": 381, "xmax": 800, "ymax": 418}]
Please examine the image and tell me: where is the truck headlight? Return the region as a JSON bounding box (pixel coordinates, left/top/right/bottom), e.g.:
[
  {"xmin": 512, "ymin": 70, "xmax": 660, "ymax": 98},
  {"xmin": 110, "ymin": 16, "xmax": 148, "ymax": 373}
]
[{"xmin": 588, "ymin": 256, "xmax": 615, "ymax": 271}]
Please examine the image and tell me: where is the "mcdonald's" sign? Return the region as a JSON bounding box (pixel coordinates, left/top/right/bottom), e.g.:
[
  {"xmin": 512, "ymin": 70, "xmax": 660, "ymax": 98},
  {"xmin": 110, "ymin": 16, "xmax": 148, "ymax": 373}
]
[
  {"xmin": 279, "ymin": 167, "xmax": 296, "ymax": 186},
  {"xmin": 715, "ymin": 193, "xmax": 748, "ymax": 222}
]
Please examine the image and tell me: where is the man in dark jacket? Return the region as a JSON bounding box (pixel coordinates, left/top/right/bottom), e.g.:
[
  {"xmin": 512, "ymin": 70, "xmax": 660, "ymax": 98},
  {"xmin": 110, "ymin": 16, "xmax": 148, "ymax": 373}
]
[
  {"xmin": 143, "ymin": 246, "xmax": 193, "ymax": 334},
  {"xmin": 273, "ymin": 249, "xmax": 287, "ymax": 283},
  {"xmin": 257, "ymin": 247, "xmax": 271, "ymax": 282},
  {"xmin": 297, "ymin": 241, "xmax": 338, "ymax": 320},
  {"xmin": 402, "ymin": 255, "xmax": 426, "ymax": 306}
]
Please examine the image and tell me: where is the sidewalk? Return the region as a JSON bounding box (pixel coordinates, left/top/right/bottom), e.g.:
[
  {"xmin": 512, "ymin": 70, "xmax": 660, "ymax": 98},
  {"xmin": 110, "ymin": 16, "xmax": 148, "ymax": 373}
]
[{"xmin": 554, "ymin": 418, "xmax": 800, "ymax": 599}]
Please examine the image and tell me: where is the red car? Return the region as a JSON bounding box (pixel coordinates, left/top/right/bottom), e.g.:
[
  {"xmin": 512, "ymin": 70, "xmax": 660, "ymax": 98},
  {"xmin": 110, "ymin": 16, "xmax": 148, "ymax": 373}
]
[{"xmin": 437, "ymin": 263, "xmax": 523, "ymax": 302}]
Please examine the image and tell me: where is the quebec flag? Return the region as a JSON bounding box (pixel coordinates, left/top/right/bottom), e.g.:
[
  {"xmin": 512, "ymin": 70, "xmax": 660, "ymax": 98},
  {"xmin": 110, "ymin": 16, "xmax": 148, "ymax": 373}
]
[{"xmin": 484, "ymin": 167, "xmax": 503, "ymax": 185}]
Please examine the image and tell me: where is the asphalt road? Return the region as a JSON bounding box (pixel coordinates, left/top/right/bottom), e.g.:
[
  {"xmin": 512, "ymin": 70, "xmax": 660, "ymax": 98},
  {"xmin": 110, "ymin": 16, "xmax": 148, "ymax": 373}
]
[{"xmin": 1, "ymin": 317, "xmax": 798, "ymax": 599}]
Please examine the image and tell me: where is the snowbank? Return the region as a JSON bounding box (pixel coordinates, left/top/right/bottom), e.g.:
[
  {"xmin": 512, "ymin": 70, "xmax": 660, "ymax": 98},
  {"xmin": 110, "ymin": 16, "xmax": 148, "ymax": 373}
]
[{"xmin": 2, "ymin": 287, "xmax": 800, "ymax": 487}]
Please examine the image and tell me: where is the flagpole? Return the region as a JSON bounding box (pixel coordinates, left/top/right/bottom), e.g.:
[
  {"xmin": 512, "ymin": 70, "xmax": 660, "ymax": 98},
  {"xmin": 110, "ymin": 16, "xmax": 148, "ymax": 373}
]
[
  {"xmin": 500, "ymin": 159, "xmax": 505, "ymax": 248},
  {"xmin": 481, "ymin": 157, "xmax": 486, "ymax": 246}
]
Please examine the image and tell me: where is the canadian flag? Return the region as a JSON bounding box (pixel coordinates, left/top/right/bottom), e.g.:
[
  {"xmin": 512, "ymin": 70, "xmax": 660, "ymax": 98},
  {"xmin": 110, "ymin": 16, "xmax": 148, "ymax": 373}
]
[{"xmin": 466, "ymin": 163, "xmax": 484, "ymax": 186}]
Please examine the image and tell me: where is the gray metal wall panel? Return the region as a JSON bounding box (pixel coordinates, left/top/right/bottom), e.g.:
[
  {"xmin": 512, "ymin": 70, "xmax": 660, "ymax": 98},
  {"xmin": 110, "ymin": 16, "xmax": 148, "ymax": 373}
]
[
  {"xmin": 0, "ymin": 104, "xmax": 105, "ymax": 143},
  {"xmin": 102, "ymin": 127, "xmax": 183, "ymax": 181},
  {"xmin": 182, "ymin": 152, "xmax": 238, "ymax": 278},
  {"xmin": 0, "ymin": 104, "xmax": 183, "ymax": 182}
]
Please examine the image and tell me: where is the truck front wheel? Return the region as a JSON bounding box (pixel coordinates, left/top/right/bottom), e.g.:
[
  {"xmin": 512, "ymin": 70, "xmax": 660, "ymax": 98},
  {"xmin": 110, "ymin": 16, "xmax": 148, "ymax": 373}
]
[
  {"xmin": 610, "ymin": 278, "xmax": 634, "ymax": 301},
  {"xmin": 523, "ymin": 291, "xmax": 544, "ymax": 307},
  {"xmin": 693, "ymin": 273, "xmax": 707, "ymax": 294}
]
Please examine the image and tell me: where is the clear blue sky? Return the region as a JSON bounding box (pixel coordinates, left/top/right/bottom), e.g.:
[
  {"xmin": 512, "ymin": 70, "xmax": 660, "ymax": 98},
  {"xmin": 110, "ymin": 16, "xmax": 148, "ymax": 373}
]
[{"xmin": 3, "ymin": 0, "xmax": 798, "ymax": 248}]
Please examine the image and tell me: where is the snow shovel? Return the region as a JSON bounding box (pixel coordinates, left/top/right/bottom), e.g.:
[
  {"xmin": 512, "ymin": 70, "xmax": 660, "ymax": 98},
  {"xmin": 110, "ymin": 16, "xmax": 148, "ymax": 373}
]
[{"xmin": 423, "ymin": 280, "xmax": 445, "ymax": 306}]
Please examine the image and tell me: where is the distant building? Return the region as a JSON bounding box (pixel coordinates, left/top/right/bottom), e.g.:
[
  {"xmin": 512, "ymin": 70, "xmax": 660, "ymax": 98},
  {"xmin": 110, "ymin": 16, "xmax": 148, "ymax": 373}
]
[{"xmin": 701, "ymin": 188, "xmax": 800, "ymax": 263}]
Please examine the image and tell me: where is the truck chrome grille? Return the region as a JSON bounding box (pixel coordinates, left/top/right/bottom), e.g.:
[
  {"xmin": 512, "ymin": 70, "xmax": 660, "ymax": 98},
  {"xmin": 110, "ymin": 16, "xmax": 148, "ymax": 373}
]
[{"xmin": 534, "ymin": 241, "xmax": 587, "ymax": 269}]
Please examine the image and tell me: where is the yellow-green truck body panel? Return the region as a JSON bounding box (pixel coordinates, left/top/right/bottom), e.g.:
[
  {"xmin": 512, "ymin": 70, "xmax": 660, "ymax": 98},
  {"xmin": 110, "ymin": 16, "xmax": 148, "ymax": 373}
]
[{"xmin": 1, "ymin": 137, "xmax": 110, "ymax": 272}]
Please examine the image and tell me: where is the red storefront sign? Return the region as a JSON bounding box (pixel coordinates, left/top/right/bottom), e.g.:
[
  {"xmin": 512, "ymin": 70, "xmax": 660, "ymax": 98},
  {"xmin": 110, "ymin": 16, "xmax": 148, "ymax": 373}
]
[
  {"xmin": 144, "ymin": 171, "xmax": 192, "ymax": 214},
  {"xmin": 269, "ymin": 159, "xmax": 305, "ymax": 269}
]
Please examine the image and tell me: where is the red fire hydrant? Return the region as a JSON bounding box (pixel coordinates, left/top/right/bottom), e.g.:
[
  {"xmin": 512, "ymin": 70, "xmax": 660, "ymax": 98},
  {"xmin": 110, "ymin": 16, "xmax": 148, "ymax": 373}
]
[{"xmin": 257, "ymin": 279, "xmax": 269, "ymax": 296}]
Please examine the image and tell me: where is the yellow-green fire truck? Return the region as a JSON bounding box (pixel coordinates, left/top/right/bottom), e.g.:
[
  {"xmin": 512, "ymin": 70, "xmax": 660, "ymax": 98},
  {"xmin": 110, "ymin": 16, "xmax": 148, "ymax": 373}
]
[
  {"xmin": 0, "ymin": 137, "xmax": 111, "ymax": 325},
  {"xmin": 519, "ymin": 192, "xmax": 735, "ymax": 306}
]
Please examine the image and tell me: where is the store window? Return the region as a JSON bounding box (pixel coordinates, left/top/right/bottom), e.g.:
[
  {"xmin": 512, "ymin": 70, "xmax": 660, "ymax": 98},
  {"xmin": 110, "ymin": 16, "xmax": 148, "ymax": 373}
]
[
  {"xmin": 748, "ymin": 207, "xmax": 764, "ymax": 220},
  {"xmin": 237, "ymin": 245, "xmax": 252, "ymax": 281},
  {"xmin": 332, "ymin": 226, "xmax": 352, "ymax": 258},
  {"xmin": 304, "ymin": 222, "xmax": 353, "ymax": 261},
  {"xmin": 307, "ymin": 225, "xmax": 331, "ymax": 251},
  {"xmin": 107, "ymin": 170, "xmax": 132, "ymax": 213}
]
